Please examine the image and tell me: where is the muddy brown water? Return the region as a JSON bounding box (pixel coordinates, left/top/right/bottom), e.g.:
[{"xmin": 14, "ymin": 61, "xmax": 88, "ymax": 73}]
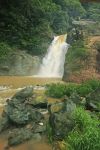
[
  {"xmin": 0, "ymin": 76, "xmax": 62, "ymax": 88},
  {"xmin": 0, "ymin": 76, "xmax": 63, "ymax": 150}
]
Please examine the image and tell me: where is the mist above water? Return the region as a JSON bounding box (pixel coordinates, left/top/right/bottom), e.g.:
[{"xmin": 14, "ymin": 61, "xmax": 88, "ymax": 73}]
[{"xmin": 37, "ymin": 34, "xmax": 69, "ymax": 78}]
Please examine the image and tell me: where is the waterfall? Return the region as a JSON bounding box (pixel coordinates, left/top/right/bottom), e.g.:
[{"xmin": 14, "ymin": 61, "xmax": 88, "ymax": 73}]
[{"xmin": 37, "ymin": 34, "xmax": 69, "ymax": 78}]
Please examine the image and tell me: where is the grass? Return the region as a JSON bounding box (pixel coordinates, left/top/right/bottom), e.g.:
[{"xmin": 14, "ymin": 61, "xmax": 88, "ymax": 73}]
[
  {"xmin": 64, "ymin": 107, "xmax": 100, "ymax": 150},
  {"xmin": 46, "ymin": 79, "xmax": 100, "ymax": 98}
]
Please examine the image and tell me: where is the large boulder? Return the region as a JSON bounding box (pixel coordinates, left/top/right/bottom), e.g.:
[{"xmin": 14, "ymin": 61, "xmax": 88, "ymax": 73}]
[
  {"xmin": 49, "ymin": 99, "xmax": 76, "ymax": 140},
  {"xmin": 5, "ymin": 104, "xmax": 43, "ymax": 125},
  {"xmin": 63, "ymin": 99, "xmax": 76, "ymax": 112},
  {"xmin": 12, "ymin": 86, "xmax": 33, "ymax": 100},
  {"xmin": 49, "ymin": 111, "xmax": 75, "ymax": 140},
  {"xmin": 4, "ymin": 87, "xmax": 43, "ymax": 125}
]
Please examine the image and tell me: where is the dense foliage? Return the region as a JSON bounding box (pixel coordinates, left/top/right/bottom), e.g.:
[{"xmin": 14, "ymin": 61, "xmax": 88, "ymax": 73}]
[
  {"xmin": 65, "ymin": 107, "xmax": 100, "ymax": 150},
  {"xmin": 0, "ymin": 0, "xmax": 100, "ymax": 57},
  {"xmin": 46, "ymin": 79, "xmax": 100, "ymax": 98},
  {"xmin": 64, "ymin": 40, "xmax": 90, "ymax": 75}
]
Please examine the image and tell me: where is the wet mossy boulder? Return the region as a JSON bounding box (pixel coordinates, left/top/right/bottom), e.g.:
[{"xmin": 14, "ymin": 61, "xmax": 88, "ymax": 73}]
[
  {"xmin": 5, "ymin": 103, "xmax": 43, "ymax": 125},
  {"xmin": 8, "ymin": 128, "xmax": 41, "ymax": 146},
  {"xmin": 29, "ymin": 95, "xmax": 47, "ymax": 109},
  {"xmin": 49, "ymin": 99, "xmax": 76, "ymax": 140},
  {"xmin": 49, "ymin": 102, "xmax": 64, "ymax": 113},
  {"xmin": 49, "ymin": 111, "xmax": 75, "ymax": 140},
  {"xmin": 8, "ymin": 128, "xmax": 33, "ymax": 146},
  {"xmin": 12, "ymin": 86, "xmax": 33, "ymax": 100},
  {"xmin": 63, "ymin": 99, "xmax": 76, "ymax": 113},
  {"xmin": 4, "ymin": 87, "xmax": 43, "ymax": 125}
]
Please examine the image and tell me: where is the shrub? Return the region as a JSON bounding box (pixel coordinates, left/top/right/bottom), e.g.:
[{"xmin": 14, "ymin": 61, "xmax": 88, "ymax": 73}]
[
  {"xmin": 84, "ymin": 79, "xmax": 100, "ymax": 90},
  {"xmin": 64, "ymin": 108, "xmax": 100, "ymax": 150},
  {"xmin": 64, "ymin": 84, "xmax": 78, "ymax": 97},
  {"xmin": 46, "ymin": 83, "xmax": 78, "ymax": 98},
  {"xmin": 76, "ymin": 84, "xmax": 93, "ymax": 97},
  {"xmin": 46, "ymin": 83, "xmax": 67, "ymax": 98},
  {"xmin": 46, "ymin": 79, "xmax": 100, "ymax": 98}
]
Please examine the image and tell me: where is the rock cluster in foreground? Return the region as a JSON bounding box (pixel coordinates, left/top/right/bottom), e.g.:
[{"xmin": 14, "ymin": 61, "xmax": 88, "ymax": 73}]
[{"xmin": 0, "ymin": 86, "xmax": 100, "ymax": 149}]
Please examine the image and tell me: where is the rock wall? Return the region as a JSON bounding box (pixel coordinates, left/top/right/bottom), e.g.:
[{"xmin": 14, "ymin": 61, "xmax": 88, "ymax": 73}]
[
  {"xmin": 0, "ymin": 51, "xmax": 41, "ymax": 75},
  {"xmin": 63, "ymin": 36, "xmax": 100, "ymax": 83}
]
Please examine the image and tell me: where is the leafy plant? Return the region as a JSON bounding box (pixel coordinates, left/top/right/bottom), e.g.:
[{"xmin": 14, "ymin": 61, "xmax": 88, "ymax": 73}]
[
  {"xmin": 76, "ymin": 84, "xmax": 93, "ymax": 97},
  {"xmin": 46, "ymin": 83, "xmax": 68, "ymax": 98}
]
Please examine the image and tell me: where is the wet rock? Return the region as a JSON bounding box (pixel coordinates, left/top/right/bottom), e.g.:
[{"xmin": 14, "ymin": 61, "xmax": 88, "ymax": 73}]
[
  {"xmin": 29, "ymin": 95, "xmax": 47, "ymax": 109},
  {"xmin": 0, "ymin": 51, "xmax": 40, "ymax": 76},
  {"xmin": 63, "ymin": 99, "xmax": 76, "ymax": 113},
  {"xmin": 49, "ymin": 102, "xmax": 64, "ymax": 113},
  {"xmin": 48, "ymin": 97, "xmax": 76, "ymax": 140},
  {"xmin": 8, "ymin": 127, "xmax": 42, "ymax": 147},
  {"xmin": 0, "ymin": 115, "xmax": 9, "ymax": 133},
  {"xmin": 34, "ymin": 123, "xmax": 46, "ymax": 133},
  {"xmin": 69, "ymin": 92, "xmax": 82, "ymax": 105},
  {"xmin": 12, "ymin": 86, "xmax": 33, "ymax": 100},
  {"xmin": 49, "ymin": 111, "xmax": 75, "ymax": 140},
  {"xmin": 3, "ymin": 87, "xmax": 43, "ymax": 125},
  {"xmin": 8, "ymin": 128, "xmax": 33, "ymax": 146},
  {"xmin": 0, "ymin": 86, "xmax": 46, "ymax": 146},
  {"xmin": 5, "ymin": 103, "xmax": 43, "ymax": 125}
]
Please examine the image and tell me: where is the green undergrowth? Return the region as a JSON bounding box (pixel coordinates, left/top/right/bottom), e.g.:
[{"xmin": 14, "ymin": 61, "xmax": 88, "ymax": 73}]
[
  {"xmin": 64, "ymin": 107, "xmax": 100, "ymax": 150},
  {"xmin": 64, "ymin": 40, "xmax": 90, "ymax": 74},
  {"xmin": 46, "ymin": 79, "xmax": 100, "ymax": 98}
]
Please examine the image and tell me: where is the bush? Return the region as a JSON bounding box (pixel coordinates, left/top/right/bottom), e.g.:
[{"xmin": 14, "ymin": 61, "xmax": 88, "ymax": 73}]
[
  {"xmin": 46, "ymin": 83, "xmax": 68, "ymax": 98},
  {"xmin": 65, "ymin": 108, "xmax": 100, "ymax": 150},
  {"xmin": 76, "ymin": 84, "xmax": 93, "ymax": 97},
  {"xmin": 64, "ymin": 84, "xmax": 78, "ymax": 97},
  {"xmin": 83, "ymin": 79, "xmax": 100, "ymax": 90},
  {"xmin": 46, "ymin": 79, "xmax": 100, "ymax": 98}
]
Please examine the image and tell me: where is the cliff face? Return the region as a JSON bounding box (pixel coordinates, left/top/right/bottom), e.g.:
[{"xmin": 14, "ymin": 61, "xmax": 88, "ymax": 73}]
[
  {"xmin": 63, "ymin": 36, "xmax": 100, "ymax": 83},
  {"xmin": 0, "ymin": 51, "xmax": 40, "ymax": 76}
]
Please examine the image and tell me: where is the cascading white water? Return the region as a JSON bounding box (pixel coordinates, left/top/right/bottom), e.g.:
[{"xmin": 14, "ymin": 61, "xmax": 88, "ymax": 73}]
[{"xmin": 37, "ymin": 34, "xmax": 69, "ymax": 78}]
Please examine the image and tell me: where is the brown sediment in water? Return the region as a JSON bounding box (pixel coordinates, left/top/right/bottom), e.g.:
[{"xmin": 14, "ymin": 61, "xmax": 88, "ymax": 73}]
[
  {"xmin": 0, "ymin": 76, "xmax": 62, "ymax": 88},
  {"xmin": 0, "ymin": 135, "xmax": 52, "ymax": 150}
]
